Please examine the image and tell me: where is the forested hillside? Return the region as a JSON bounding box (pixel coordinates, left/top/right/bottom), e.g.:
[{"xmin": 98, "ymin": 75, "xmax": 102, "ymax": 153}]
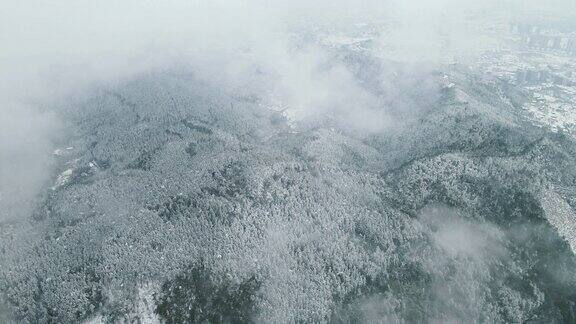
[{"xmin": 1, "ymin": 64, "xmax": 576, "ymax": 323}]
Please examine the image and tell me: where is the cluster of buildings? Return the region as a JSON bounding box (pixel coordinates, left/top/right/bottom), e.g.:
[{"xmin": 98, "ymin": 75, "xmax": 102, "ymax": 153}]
[
  {"xmin": 515, "ymin": 68, "xmax": 575, "ymax": 87},
  {"xmin": 511, "ymin": 22, "xmax": 576, "ymax": 55},
  {"xmin": 468, "ymin": 19, "xmax": 576, "ymax": 134}
]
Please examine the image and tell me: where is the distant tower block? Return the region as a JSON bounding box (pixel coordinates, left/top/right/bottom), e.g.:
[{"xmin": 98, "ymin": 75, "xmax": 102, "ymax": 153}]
[
  {"xmin": 560, "ymin": 38, "xmax": 570, "ymax": 50},
  {"xmin": 552, "ymin": 37, "xmax": 561, "ymax": 50},
  {"xmin": 510, "ymin": 23, "xmax": 518, "ymax": 33},
  {"xmin": 570, "ymin": 39, "xmax": 576, "ymax": 55}
]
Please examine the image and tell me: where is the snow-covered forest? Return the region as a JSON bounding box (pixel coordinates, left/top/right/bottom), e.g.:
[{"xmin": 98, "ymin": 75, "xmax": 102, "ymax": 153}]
[{"xmin": 1, "ymin": 1, "xmax": 576, "ymax": 323}]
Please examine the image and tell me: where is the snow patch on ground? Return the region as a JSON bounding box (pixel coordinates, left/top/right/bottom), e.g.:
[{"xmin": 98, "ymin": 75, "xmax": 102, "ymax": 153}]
[
  {"xmin": 52, "ymin": 169, "xmax": 73, "ymax": 190},
  {"xmin": 541, "ymin": 190, "xmax": 576, "ymax": 255}
]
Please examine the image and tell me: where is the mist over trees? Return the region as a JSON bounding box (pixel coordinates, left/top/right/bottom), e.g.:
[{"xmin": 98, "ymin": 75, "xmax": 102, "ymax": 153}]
[
  {"xmin": 1, "ymin": 57, "xmax": 575, "ymax": 322},
  {"xmin": 2, "ymin": 1, "xmax": 576, "ymax": 323}
]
